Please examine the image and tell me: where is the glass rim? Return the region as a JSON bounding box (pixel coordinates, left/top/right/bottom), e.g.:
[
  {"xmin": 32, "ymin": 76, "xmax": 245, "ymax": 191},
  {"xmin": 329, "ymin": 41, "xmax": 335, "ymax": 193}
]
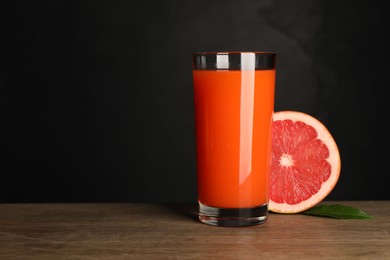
[
  {"xmin": 192, "ymin": 51, "xmax": 276, "ymax": 70},
  {"xmin": 192, "ymin": 51, "xmax": 276, "ymax": 56}
]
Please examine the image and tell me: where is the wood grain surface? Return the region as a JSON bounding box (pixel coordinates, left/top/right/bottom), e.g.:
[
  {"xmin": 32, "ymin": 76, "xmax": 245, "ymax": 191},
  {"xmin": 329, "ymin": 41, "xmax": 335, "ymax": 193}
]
[{"xmin": 0, "ymin": 201, "xmax": 389, "ymax": 259}]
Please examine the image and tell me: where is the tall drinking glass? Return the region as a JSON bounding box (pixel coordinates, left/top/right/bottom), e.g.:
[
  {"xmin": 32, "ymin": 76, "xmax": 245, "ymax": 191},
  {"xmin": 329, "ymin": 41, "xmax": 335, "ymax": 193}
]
[{"xmin": 192, "ymin": 52, "xmax": 276, "ymax": 227}]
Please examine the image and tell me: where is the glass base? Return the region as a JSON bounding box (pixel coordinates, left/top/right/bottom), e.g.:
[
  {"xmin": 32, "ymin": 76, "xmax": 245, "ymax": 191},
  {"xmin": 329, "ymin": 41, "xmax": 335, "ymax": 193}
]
[{"xmin": 198, "ymin": 202, "xmax": 268, "ymax": 227}]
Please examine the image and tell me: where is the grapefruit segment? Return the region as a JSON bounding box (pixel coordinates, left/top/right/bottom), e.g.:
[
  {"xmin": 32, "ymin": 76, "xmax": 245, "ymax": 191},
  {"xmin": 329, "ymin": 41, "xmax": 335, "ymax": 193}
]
[{"xmin": 269, "ymin": 111, "xmax": 341, "ymax": 213}]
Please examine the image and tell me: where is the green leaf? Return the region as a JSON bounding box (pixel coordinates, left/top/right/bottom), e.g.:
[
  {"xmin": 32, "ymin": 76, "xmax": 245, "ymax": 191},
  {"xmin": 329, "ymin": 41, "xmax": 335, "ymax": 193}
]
[{"xmin": 301, "ymin": 204, "xmax": 373, "ymax": 219}]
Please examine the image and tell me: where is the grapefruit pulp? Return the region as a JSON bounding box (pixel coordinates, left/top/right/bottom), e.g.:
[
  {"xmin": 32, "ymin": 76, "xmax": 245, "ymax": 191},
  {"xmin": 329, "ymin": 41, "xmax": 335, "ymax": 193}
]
[{"xmin": 269, "ymin": 111, "xmax": 341, "ymax": 213}]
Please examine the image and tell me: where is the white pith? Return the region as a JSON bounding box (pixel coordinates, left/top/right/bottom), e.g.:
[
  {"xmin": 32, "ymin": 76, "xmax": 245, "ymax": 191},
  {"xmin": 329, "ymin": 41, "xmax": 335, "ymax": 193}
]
[{"xmin": 279, "ymin": 153, "xmax": 294, "ymax": 167}]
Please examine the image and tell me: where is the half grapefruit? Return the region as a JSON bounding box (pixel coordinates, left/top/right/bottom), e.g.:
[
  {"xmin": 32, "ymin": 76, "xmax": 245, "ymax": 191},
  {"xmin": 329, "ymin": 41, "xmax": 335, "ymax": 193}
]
[{"xmin": 269, "ymin": 111, "xmax": 341, "ymax": 213}]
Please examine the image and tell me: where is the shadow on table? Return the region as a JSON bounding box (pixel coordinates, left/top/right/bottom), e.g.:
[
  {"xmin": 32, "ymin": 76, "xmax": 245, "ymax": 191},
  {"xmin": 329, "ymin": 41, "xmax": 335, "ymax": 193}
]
[{"xmin": 164, "ymin": 203, "xmax": 198, "ymax": 222}]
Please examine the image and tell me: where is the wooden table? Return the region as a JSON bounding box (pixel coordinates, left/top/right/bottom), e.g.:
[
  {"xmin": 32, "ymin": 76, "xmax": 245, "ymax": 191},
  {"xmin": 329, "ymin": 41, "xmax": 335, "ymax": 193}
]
[{"xmin": 0, "ymin": 201, "xmax": 389, "ymax": 259}]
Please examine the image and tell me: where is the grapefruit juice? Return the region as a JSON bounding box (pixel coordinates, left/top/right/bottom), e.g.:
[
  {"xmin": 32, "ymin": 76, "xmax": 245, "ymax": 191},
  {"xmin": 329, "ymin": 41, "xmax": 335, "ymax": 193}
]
[
  {"xmin": 192, "ymin": 52, "xmax": 276, "ymax": 226},
  {"xmin": 193, "ymin": 69, "xmax": 275, "ymax": 209}
]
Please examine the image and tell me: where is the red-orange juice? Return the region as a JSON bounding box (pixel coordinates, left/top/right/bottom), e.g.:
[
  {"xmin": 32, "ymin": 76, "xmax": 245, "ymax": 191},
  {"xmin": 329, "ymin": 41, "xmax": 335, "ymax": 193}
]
[{"xmin": 193, "ymin": 69, "xmax": 275, "ymax": 209}]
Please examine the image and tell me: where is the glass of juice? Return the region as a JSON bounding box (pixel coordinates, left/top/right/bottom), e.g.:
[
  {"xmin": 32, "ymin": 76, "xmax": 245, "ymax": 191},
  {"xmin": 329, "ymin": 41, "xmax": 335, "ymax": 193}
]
[{"xmin": 192, "ymin": 52, "xmax": 276, "ymax": 227}]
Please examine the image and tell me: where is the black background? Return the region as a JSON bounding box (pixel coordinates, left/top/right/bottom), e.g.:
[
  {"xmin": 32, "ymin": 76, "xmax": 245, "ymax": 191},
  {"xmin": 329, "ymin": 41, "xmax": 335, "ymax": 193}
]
[{"xmin": 1, "ymin": 0, "xmax": 389, "ymax": 203}]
